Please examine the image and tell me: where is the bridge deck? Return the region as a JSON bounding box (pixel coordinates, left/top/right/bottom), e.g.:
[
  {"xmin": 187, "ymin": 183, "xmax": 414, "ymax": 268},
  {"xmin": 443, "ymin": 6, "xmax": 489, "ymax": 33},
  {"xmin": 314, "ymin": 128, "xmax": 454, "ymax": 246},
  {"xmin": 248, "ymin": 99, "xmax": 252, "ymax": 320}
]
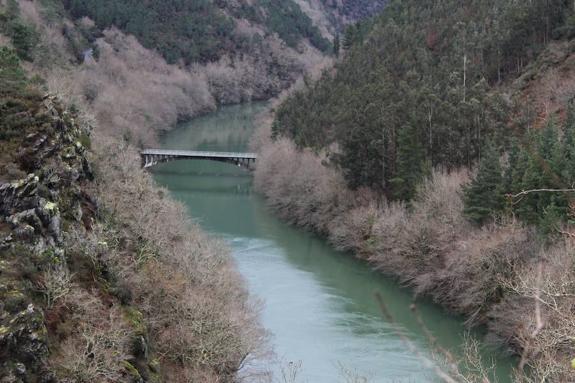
[{"xmin": 141, "ymin": 149, "xmax": 257, "ymax": 160}]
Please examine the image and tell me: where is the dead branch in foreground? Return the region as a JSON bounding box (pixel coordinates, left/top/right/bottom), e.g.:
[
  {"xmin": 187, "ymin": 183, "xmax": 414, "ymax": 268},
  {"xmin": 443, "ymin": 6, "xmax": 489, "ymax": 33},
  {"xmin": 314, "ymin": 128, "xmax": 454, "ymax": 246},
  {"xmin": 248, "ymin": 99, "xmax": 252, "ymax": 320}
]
[{"xmin": 375, "ymin": 293, "xmax": 459, "ymax": 383}]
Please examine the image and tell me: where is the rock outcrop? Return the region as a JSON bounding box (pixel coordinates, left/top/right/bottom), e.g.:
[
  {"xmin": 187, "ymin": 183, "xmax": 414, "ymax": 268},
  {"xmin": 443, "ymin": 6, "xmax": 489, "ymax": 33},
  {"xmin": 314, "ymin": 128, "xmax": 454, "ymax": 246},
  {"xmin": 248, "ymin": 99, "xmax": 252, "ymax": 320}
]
[{"xmin": 0, "ymin": 95, "xmax": 95, "ymax": 381}]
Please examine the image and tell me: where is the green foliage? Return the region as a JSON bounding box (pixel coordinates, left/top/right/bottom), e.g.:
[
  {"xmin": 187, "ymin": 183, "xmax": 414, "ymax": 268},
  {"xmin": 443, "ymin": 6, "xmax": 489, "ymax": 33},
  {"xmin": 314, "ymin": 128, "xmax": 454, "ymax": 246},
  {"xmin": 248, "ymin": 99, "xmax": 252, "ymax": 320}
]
[
  {"xmin": 8, "ymin": 21, "xmax": 39, "ymax": 61},
  {"xmin": 465, "ymin": 110, "xmax": 575, "ymax": 233},
  {"xmin": 256, "ymin": 0, "xmax": 331, "ymax": 52},
  {"xmin": 463, "ymin": 143, "xmax": 504, "ymax": 224},
  {"xmin": 78, "ymin": 131, "xmax": 91, "ymax": 150},
  {"xmin": 391, "ymin": 124, "xmax": 430, "ymax": 201},
  {"xmin": 273, "ymin": 0, "xmax": 569, "ymax": 199},
  {"xmin": 0, "ymin": 48, "xmax": 45, "ymax": 174},
  {"xmin": 333, "ymin": 34, "xmax": 340, "ymax": 57},
  {"xmin": 60, "ymin": 0, "xmax": 330, "ymax": 64},
  {"xmin": 0, "ymin": 1, "xmax": 40, "ymax": 61},
  {"xmin": 0, "ymin": 47, "xmax": 27, "ymax": 95},
  {"xmin": 341, "ymin": 20, "xmax": 372, "ymax": 50}
]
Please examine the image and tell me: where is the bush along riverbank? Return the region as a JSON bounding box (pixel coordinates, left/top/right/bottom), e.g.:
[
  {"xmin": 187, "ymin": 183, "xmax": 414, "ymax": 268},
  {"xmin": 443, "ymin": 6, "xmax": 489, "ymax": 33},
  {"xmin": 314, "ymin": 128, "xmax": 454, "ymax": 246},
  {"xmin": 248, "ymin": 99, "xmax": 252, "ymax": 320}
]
[
  {"xmin": 253, "ymin": 0, "xmax": 575, "ymax": 380},
  {"xmin": 253, "ymin": 130, "xmax": 575, "ymax": 381},
  {"xmin": 0, "ymin": 47, "xmax": 263, "ymax": 382}
]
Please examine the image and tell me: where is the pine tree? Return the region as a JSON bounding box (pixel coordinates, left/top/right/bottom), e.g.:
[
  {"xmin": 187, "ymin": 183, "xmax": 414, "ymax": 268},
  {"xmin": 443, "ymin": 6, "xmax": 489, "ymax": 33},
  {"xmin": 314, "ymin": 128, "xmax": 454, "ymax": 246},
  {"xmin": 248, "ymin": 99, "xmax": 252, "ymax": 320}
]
[
  {"xmin": 538, "ymin": 201, "xmax": 563, "ymax": 240},
  {"xmin": 538, "ymin": 117, "xmax": 559, "ymax": 160},
  {"xmin": 535, "ymin": 120, "xmax": 564, "ymax": 217},
  {"xmin": 0, "ymin": 47, "xmax": 26, "ymax": 95},
  {"xmin": 390, "ymin": 124, "xmax": 429, "ymax": 201},
  {"xmin": 503, "ymin": 138, "xmax": 520, "ymax": 194},
  {"xmin": 333, "ymin": 34, "xmax": 340, "ymax": 57},
  {"xmin": 342, "ymin": 25, "xmax": 356, "ymax": 50},
  {"xmin": 562, "ymin": 103, "xmax": 575, "ymax": 185},
  {"xmin": 463, "ymin": 143, "xmax": 504, "ymax": 224},
  {"xmin": 517, "ymin": 155, "xmax": 543, "ymax": 224}
]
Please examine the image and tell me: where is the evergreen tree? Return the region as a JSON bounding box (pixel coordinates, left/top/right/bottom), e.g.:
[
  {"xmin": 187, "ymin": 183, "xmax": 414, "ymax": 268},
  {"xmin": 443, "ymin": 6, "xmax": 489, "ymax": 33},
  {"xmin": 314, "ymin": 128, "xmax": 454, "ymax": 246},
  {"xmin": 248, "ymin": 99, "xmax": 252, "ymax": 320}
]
[
  {"xmin": 534, "ymin": 120, "xmax": 565, "ymax": 218},
  {"xmin": 538, "ymin": 118, "xmax": 559, "ymax": 159},
  {"xmin": 0, "ymin": 1, "xmax": 39, "ymax": 62},
  {"xmin": 561, "ymin": 103, "xmax": 575, "ymax": 185},
  {"xmin": 0, "ymin": 47, "xmax": 26, "ymax": 95},
  {"xmin": 517, "ymin": 153, "xmax": 544, "ymax": 224},
  {"xmin": 342, "ymin": 25, "xmax": 356, "ymax": 50},
  {"xmin": 61, "ymin": 0, "xmax": 331, "ymax": 64},
  {"xmin": 390, "ymin": 124, "xmax": 429, "ymax": 201},
  {"xmin": 463, "ymin": 143, "xmax": 504, "ymax": 224},
  {"xmin": 272, "ymin": 0, "xmax": 569, "ymax": 196},
  {"xmin": 333, "ymin": 34, "xmax": 341, "ymax": 57},
  {"xmin": 503, "ymin": 138, "xmax": 520, "ymax": 194},
  {"xmin": 538, "ymin": 201, "xmax": 563, "ymax": 240}
]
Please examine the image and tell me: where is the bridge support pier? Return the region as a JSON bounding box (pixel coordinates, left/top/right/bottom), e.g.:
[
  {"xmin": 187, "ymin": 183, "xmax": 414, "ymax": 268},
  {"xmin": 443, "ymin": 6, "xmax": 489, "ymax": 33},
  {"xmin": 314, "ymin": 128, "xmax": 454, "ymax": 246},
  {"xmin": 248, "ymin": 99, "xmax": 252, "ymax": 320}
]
[{"xmin": 142, "ymin": 154, "xmax": 175, "ymax": 168}]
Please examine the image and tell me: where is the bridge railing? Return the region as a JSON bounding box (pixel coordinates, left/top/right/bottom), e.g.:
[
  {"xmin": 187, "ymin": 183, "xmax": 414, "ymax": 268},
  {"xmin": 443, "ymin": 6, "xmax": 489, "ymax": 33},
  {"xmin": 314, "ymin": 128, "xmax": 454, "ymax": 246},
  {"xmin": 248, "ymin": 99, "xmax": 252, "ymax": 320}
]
[{"xmin": 141, "ymin": 149, "xmax": 257, "ymax": 160}]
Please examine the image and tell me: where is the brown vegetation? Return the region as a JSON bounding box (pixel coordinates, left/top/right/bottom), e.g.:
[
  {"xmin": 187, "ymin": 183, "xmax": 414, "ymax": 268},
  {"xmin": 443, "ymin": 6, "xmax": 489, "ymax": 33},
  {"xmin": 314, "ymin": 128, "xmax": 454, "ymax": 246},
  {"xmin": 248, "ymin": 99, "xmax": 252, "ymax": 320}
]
[
  {"xmin": 43, "ymin": 28, "xmax": 216, "ymax": 146},
  {"xmin": 16, "ymin": 0, "xmax": 332, "ymax": 147},
  {"xmin": 0, "ymin": 83, "xmax": 264, "ymax": 381},
  {"xmin": 511, "ymin": 39, "xmax": 575, "ymax": 129},
  {"xmin": 82, "ymin": 132, "xmax": 267, "ymax": 381},
  {"xmin": 253, "ymin": 134, "xmax": 575, "ymax": 381},
  {"xmin": 1, "ymin": 3, "xmax": 268, "ymax": 378}
]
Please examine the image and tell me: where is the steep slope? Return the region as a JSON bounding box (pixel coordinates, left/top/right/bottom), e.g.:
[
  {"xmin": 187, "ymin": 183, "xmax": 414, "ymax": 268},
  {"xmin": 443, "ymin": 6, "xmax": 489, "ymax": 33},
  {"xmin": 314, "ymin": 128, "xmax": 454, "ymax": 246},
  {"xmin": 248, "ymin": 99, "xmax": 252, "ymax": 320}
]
[
  {"xmin": 0, "ymin": 1, "xmax": 391, "ymax": 382},
  {"xmin": 292, "ymin": 0, "xmax": 388, "ymax": 36},
  {"xmin": 59, "ymin": 0, "xmax": 332, "ymax": 63},
  {"xmin": 321, "ymin": 0, "xmax": 388, "ymax": 24},
  {"xmin": 509, "ymin": 39, "xmax": 575, "ymax": 128},
  {"xmin": 273, "ymin": 0, "xmax": 568, "ymax": 198},
  {"xmin": 0, "ymin": 42, "xmax": 262, "ymax": 383},
  {"xmin": 0, "ymin": 0, "xmax": 388, "ymax": 147},
  {"xmin": 253, "ymin": 1, "xmax": 575, "ymax": 381}
]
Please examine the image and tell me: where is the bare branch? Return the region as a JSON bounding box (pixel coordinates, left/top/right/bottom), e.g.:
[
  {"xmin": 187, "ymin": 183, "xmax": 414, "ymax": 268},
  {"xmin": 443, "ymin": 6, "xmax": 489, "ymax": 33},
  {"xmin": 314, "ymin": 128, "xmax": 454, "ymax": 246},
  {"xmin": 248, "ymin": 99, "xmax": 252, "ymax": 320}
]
[
  {"xmin": 375, "ymin": 293, "xmax": 460, "ymax": 383},
  {"xmin": 509, "ymin": 189, "xmax": 575, "ymax": 199}
]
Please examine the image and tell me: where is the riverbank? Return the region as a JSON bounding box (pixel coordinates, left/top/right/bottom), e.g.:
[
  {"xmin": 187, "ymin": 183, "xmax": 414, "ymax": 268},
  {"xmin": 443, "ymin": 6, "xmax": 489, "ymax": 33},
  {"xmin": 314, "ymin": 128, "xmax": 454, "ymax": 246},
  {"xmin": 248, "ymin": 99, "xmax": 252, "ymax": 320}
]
[
  {"xmin": 14, "ymin": 0, "xmax": 334, "ymax": 147},
  {"xmin": 0, "ymin": 48, "xmax": 264, "ymax": 381},
  {"xmin": 150, "ymin": 102, "xmax": 516, "ymax": 382},
  {"xmin": 252, "ymin": 125, "xmax": 575, "ymax": 381}
]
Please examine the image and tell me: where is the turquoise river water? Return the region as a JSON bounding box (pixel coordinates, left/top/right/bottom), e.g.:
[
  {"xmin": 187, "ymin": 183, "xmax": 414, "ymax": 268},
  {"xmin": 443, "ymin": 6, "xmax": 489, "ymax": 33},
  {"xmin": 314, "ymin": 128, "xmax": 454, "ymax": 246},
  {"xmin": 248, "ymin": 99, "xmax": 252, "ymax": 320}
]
[{"xmin": 151, "ymin": 103, "xmax": 515, "ymax": 383}]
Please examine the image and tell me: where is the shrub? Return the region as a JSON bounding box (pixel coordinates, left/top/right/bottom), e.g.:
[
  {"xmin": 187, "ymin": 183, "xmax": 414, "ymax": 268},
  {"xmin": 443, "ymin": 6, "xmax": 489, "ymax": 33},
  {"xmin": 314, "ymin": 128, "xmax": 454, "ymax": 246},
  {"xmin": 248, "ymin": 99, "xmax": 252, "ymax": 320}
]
[
  {"xmin": 254, "ymin": 137, "xmax": 575, "ymax": 379},
  {"xmin": 53, "ymin": 289, "xmax": 132, "ymax": 382},
  {"xmin": 37, "ymin": 264, "xmax": 72, "ymax": 308},
  {"xmin": 87, "ymin": 134, "xmax": 266, "ymax": 380},
  {"xmin": 0, "ymin": 2, "xmax": 39, "ymax": 61},
  {"xmin": 0, "ymin": 47, "xmax": 26, "ymax": 95}
]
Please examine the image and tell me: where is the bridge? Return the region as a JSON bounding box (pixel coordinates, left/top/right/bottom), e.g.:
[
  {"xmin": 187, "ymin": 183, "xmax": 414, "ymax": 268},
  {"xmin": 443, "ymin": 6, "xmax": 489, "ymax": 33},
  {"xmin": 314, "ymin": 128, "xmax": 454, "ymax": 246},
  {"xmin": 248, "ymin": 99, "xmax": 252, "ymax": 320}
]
[{"xmin": 140, "ymin": 149, "xmax": 257, "ymax": 169}]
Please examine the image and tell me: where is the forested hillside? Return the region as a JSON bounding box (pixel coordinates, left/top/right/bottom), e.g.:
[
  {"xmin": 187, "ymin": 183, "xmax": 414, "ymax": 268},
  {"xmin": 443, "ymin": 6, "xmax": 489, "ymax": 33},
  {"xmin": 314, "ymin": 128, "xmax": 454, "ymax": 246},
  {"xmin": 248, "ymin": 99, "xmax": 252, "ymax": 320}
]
[
  {"xmin": 273, "ymin": 0, "xmax": 571, "ymax": 200},
  {"xmin": 254, "ymin": 1, "xmax": 575, "ymax": 381},
  {"xmin": 0, "ymin": 0, "xmax": 389, "ymax": 147},
  {"xmin": 321, "ymin": 0, "xmax": 387, "ymax": 23},
  {"xmin": 59, "ymin": 0, "xmax": 332, "ymax": 64}
]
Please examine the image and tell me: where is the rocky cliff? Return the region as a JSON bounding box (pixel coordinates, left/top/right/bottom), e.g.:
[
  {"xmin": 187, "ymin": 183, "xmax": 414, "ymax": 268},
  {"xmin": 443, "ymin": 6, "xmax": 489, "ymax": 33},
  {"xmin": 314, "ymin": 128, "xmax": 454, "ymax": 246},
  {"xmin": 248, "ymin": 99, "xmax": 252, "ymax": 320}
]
[
  {"xmin": 0, "ymin": 92, "xmax": 103, "ymax": 380},
  {"xmin": 0, "ymin": 49, "xmax": 261, "ymax": 380}
]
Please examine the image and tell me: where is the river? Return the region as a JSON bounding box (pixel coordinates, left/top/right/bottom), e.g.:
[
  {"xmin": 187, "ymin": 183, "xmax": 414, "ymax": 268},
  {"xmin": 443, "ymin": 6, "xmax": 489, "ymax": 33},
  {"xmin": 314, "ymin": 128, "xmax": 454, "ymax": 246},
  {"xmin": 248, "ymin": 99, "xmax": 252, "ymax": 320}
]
[{"xmin": 151, "ymin": 103, "xmax": 515, "ymax": 383}]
